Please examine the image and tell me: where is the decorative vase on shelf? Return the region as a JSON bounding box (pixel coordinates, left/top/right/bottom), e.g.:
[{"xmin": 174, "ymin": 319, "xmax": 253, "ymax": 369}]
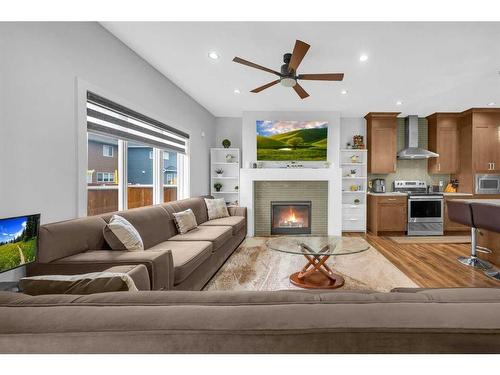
[{"xmin": 225, "ymin": 154, "xmax": 234, "ymax": 162}]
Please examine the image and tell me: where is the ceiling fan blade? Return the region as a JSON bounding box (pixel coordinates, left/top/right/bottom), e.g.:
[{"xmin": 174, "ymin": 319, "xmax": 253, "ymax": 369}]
[
  {"xmin": 251, "ymin": 80, "xmax": 280, "ymax": 93},
  {"xmin": 298, "ymin": 73, "xmax": 344, "ymax": 81},
  {"xmin": 288, "ymin": 40, "xmax": 310, "ymax": 73},
  {"xmin": 293, "ymin": 83, "xmax": 310, "ymax": 99},
  {"xmin": 232, "ymin": 57, "xmax": 281, "ymax": 76}
]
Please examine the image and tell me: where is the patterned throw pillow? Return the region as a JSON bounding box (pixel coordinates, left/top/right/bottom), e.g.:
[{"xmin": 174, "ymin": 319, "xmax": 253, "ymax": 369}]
[
  {"xmin": 173, "ymin": 208, "xmax": 198, "ymax": 234},
  {"xmin": 205, "ymin": 198, "xmax": 230, "ymax": 220},
  {"xmin": 103, "ymin": 215, "xmax": 144, "ymax": 251}
]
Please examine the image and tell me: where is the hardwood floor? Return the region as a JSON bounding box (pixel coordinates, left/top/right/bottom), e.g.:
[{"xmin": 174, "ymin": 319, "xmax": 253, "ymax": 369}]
[{"xmin": 345, "ymin": 233, "xmax": 499, "ymax": 288}]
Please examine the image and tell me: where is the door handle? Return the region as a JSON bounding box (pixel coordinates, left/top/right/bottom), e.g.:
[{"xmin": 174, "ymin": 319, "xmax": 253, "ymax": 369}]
[{"xmin": 438, "ymin": 163, "xmax": 441, "ymax": 171}]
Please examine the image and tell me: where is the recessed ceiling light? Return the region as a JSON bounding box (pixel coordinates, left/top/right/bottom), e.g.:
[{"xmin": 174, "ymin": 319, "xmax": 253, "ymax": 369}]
[
  {"xmin": 208, "ymin": 51, "xmax": 219, "ymax": 60},
  {"xmin": 233, "ymin": 89, "xmax": 240, "ymax": 94},
  {"xmin": 359, "ymin": 54, "xmax": 368, "ymax": 62},
  {"xmin": 487, "ymin": 102, "xmax": 495, "ymax": 106},
  {"xmin": 341, "ymin": 89, "xmax": 348, "ymax": 95},
  {"xmin": 396, "ymin": 101, "xmax": 403, "ymax": 106}
]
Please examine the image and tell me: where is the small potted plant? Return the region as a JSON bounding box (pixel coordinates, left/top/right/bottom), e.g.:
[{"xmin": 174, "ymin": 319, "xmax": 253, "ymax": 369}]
[
  {"xmin": 214, "ymin": 182, "xmax": 223, "ymax": 192},
  {"xmin": 234, "ymin": 185, "xmax": 239, "ymax": 191},
  {"xmin": 350, "ymin": 169, "xmax": 357, "ymax": 177},
  {"xmin": 225, "ymin": 154, "xmax": 234, "ymax": 162},
  {"xmin": 222, "ymin": 139, "xmax": 231, "ymax": 148},
  {"xmin": 215, "ymin": 168, "xmax": 224, "ymax": 176},
  {"xmin": 353, "ymin": 198, "xmax": 360, "ymax": 205}
]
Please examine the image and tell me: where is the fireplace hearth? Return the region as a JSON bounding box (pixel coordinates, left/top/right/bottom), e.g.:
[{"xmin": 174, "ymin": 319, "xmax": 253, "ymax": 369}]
[{"xmin": 271, "ymin": 201, "xmax": 312, "ymax": 235}]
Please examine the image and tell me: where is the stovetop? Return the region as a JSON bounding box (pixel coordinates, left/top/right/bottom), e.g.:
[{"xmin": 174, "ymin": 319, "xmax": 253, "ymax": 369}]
[{"xmin": 393, "ymin": 180, "xmax": 443, "ymax": 198}]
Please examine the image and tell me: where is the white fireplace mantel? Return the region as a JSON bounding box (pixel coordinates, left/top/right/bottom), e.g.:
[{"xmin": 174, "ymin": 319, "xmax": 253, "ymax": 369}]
[{"xmin": 240, "ymin": 167, "xmax": 342, "ymax": 236}]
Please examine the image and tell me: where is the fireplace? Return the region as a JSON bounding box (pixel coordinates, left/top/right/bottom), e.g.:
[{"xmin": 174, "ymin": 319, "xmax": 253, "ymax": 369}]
[{"xmin": 271, "ymin": 201, "xmax": 312, "ymax": 235}]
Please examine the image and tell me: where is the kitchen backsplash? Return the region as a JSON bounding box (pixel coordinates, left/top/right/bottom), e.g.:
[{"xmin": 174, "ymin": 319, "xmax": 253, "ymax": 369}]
[{"xmin": 369, "ymin": 117, "xmax": 450, "ymax": 191}]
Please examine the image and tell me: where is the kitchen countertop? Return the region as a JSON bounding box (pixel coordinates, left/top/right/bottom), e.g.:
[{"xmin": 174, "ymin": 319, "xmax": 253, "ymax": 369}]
[
  {"xmin": 367, "ymin": 191, "xmax": 474, "ymax": 196},
  {"xmin": 451, "ymin": 199, "xmax": 500, "ymax": 206},
  {"xmin": 367, "ymin": 192, "xmax": 407, "ymax": 196}
]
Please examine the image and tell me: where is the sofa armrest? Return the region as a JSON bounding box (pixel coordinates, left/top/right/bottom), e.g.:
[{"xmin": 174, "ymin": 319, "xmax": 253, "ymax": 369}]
[
  {"xmin": 26, "ymin": 250, "xmax": 175, "ymax": 290},
  {"xmin": 228, "ymin": 206, "xmax": 247, "ymax": 219}
]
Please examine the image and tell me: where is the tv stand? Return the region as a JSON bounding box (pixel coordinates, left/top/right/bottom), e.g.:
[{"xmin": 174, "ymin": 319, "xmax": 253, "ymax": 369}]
[{"xmin": 0, "ymin": 282, "xmax": 19, "ymax": 292}]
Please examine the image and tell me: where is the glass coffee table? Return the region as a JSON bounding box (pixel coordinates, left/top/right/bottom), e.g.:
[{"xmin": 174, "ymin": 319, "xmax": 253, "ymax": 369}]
[{"xmin": 266, "ymin": 236, "xmax": 370, "ymax": 289}]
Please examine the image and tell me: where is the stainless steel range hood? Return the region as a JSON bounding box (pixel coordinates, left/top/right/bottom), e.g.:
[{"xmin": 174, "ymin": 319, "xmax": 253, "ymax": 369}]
[{"xmin": 397, "ymin": 115, "xmax": 439, "ymax": 159}]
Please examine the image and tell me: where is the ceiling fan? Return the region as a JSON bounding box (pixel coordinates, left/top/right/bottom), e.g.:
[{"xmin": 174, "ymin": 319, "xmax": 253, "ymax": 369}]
[{"xmin": 232, "ymin": 39, "xmax": 344, "ymax": 99}]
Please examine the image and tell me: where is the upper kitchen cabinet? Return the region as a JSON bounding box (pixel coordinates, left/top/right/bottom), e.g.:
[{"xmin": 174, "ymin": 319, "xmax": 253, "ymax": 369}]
[
  {"xmin": 427, "ymin": 113, "xmax": 459, "ymax": 174},
  {"xmin": 472, "ymin": 110, "xmax": 500, "ymax": 172},
  {"xmin": 452, "ymin": 108, "xmax": 500, "ymax": 193},
  {"xmin": 365, "ymin": 112, "xmax": 400, "ymax": 174}
]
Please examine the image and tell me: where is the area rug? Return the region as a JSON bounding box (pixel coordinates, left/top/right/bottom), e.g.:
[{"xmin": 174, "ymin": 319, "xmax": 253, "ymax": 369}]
[
  {"xmin": 389, "ymin": 236, "xmax": 471, "ymax": 244},
  {"xmin": 204, "ymin": 237, "xmax": 418, "ymax": 292}
]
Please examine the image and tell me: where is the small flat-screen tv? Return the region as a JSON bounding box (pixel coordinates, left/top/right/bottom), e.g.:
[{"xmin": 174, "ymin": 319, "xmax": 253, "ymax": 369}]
[
  {"xmin": 256, "ymin": 120, "xmax": 328, "ymax": 161},
  {"xmin": 0, "ymin": 214, "xmax": 40, "ymax": 274}
]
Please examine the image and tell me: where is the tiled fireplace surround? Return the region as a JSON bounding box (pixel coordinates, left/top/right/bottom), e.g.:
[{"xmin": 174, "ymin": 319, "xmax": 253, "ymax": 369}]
[
  {"xmin": 239, "ymin": 167, "xmax": 343, "ymax": 236},
  {"xmin": 255, "ymin": 181, "xmax": 328, "ymax": 236}
]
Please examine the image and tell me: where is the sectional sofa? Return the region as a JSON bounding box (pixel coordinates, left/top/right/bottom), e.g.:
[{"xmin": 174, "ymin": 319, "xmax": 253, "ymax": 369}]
[
  {"xmin": 26, "ymin": 197, "xmax": 247, "ymax": 290},
  {"xmin": 1, "ymin": 287, "xmax": 500, "ymax": 353}
]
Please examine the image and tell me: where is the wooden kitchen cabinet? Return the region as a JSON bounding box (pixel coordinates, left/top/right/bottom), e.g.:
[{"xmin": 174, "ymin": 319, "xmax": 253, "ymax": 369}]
[
  {"xmin": 367, "ymin": 195, "xmax": 407, "ymax": 235},
  {"xmin": 452, "ymin": 108, "xmax": 500, "ymax": 193},
  {"xmin": 427, "ymin": 113, "xmax": 459, "ymax": 174},
  {"xmin": 365, "ymin": 112, "xmax": 400, "ymax": 174},
  {"xmin": 473, "ymin": 123, "xmax": 499, "ymax": 172}
]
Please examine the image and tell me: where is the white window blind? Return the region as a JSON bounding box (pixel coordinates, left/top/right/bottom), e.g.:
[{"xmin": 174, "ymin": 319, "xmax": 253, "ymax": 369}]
[{"xmin": 86, "ymin": 91, "xmax": 188, "ymax": 154}]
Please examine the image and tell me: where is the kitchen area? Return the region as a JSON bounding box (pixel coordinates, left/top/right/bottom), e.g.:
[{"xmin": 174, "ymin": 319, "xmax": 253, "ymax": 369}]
[{"xmin": 357, "ymin": 110, "xmax": 500, "ymax": 275}]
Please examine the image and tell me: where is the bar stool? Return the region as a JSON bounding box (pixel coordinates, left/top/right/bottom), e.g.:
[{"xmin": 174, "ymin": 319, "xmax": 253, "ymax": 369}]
[
  {"xmin": 446, "ymin": 200, "xmax": 493, "ymax": 270},
  {"xmin": 470, "ymin": 202, "xmax": 500, "ymax": 280}
]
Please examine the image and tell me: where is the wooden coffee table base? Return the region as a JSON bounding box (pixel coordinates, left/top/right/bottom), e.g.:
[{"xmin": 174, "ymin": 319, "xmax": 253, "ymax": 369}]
[{"xmin": 289, "ymin": 252, "xmax": 345, "ymax": 289}]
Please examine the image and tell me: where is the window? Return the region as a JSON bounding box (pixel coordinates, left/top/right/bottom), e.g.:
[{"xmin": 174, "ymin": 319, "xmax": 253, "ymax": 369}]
[
  {"xmin": 128, "ymin": 142, "xmax": 154, "ymax": 208},
  {"xmin": 87, "ymin": 133, "xmax": 119, "ymax": 216},
  {"xmin": 86, "ymin": 92, "xmax": 189, "ymax": 216},
  {"xmin": 103, "ymin": 144, "xmax": 114, "ymax": 157},
  {"xmin": 97, "ymin": 172, "xmax": 115, "ymax": 183}
]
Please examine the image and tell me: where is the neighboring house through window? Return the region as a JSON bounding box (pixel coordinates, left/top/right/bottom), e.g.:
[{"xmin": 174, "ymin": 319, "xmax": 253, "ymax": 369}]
[{"xmin": 103, "ymin": 144, "xmax": 113, "ymax": 157}]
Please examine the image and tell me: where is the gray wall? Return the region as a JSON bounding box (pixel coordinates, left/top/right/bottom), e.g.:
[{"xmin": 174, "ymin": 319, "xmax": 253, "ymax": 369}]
[
  {"xmin": 215, "ymin": 117, "xmax": 242, "ymax": 149},
  {"xmin": 0, "ymin": 22, "xmax": 216, "ymax": 281}
]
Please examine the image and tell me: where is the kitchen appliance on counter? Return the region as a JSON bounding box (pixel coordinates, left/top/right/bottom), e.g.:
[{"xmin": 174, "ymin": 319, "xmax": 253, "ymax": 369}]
[
  {"xmin": 475, "ymin": 174, "xmax": 500, "ymax": 195},
  {"xmin": 394, "ymin": 180, "xmax": 444, "ymax": 236},
  {"xmin": 370, "ymin": 178, "xmax": 386, "ymax": 193}
]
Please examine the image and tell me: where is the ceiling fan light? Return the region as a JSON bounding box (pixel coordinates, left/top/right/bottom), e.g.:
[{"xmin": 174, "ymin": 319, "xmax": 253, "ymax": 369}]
[{"xmin": 280, "ymin": 77, "xmax": 297, "ymax": 87}]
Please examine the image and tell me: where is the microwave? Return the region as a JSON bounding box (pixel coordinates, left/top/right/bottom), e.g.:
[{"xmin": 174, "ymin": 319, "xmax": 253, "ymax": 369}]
[{"xmin": 475, "ymin": 174, "xmax": 500, "ymax": 194}]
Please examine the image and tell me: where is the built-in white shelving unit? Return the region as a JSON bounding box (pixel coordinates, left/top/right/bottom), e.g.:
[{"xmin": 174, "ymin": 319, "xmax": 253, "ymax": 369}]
[
  {"xmin": 340, "ymin": 149, "xmax": 367, "ymax": 232},
  {"xmin": 210, "ymin": 148, "xmax": 240, "ymax": 206}
]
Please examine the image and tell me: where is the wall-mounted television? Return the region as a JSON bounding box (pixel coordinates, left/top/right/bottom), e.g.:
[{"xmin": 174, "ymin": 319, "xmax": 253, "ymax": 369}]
[
  {"xmin": 256, "ymin": 120, "xmax": 328, "ymax": 161},
  {"xmin": 0, "ymin": 214, "xmax": 40, "ymax": 274}
]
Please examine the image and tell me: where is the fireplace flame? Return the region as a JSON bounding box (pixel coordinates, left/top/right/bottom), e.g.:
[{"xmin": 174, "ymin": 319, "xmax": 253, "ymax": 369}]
[{"xmin": 287, "ymin": 208, "xmax": 297, "ymax": 223}]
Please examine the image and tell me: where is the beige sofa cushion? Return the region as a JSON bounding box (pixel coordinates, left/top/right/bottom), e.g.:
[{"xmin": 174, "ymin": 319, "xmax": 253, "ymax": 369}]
[
  {"xmin": 148, "ymin": 241, "xmax": 213, "ymax": 285},
  {"xmin": 19, "ymin": 271, "xmax": 138, "ymax": 296},
  {"xmin": 204, "ymin": 198, "xmax": 229, "ymax": 220},
  {"xmin": 103, "ymin": 215, "xmax": 144, "ymax": 251},
  {"xmin": 200, "ymin": 216, "xmax": 245, "ymax": 234},
  {"xmin": 168, "ymin": 226, "xmax": 232, "ymax": 250},
  {"xmin": 172, "ymin": 209, "xmax": 198, "ymax": 234}
]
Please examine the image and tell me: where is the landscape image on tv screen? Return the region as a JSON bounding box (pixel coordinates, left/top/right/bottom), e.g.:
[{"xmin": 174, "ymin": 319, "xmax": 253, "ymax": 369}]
[
  {"xmin": 0, "ymin": 214, "xmax": 39, "ymax": 273},
  {"xmin": 256, "ymin": 120, "xmax": 328, "ymax": 161}
]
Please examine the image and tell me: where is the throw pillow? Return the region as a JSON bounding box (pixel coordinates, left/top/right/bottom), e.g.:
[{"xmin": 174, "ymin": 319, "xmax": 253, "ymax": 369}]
[
  {"xmin": 103, "ymin": 215, "xmax": 144, "ymax": 251},
  {"xmin": 205, "ymin": 198, "xmax": 230, "ymax": 220},
  {"xmin": 173, "ymin": 208, "xmax": 198, "ymax": 234},
  {"xmin": 19, "ymin": 272, "xmax": 138, "ymax": 296}
]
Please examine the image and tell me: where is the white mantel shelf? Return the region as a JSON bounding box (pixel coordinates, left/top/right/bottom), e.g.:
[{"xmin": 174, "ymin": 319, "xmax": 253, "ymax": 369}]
[{"xmin": 240, "ymin": 167, "xmax": 343, "ymax": 237}]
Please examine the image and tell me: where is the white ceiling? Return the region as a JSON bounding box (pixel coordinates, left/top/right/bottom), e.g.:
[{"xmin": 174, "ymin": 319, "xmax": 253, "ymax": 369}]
[{"xmin": 102, "ymin": 22, "xmax": 500, "ymax": 117}]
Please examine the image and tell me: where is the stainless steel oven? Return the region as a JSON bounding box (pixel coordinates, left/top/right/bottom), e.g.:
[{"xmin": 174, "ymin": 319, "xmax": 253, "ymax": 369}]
[
  {"xmin": 407, "ymin": 194, "xmax": 444, "ymax": 236},
  {"xmin": 475, "ymin": 174, "xmax": 500, "ymax": 195}
]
